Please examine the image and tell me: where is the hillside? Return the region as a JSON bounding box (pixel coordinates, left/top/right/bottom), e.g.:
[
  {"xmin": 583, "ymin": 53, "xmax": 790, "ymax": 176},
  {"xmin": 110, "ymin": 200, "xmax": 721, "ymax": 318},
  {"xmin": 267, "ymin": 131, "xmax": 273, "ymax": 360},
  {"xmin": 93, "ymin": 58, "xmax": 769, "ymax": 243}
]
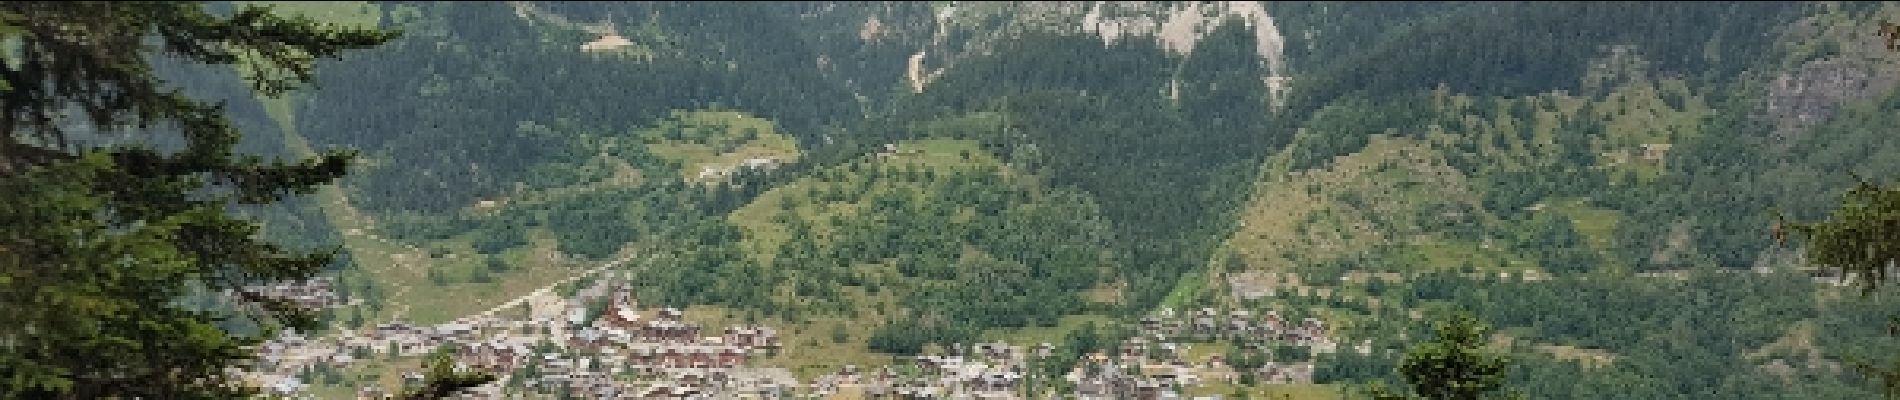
[
  {"xmin": 201, "ymin": 1, "xmax": 1900, "ymax": 398},
  {"xmin": 1208, "ymin": 2, "xmax": 1900, "ymax": 398},
  {"xmin": 633, "ymin": 138, "xmax": 1124, "ymax": 375}
]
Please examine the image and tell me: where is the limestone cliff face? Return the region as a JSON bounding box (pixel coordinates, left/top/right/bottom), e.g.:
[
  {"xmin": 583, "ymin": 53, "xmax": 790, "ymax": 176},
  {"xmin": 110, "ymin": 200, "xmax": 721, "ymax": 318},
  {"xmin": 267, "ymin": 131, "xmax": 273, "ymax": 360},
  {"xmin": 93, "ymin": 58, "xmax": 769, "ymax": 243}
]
[
  {"xmin": 801, "ymin": 2, "xmax": 1293, "ymax": 101},
  {"xmin": 506, "ymin": 2, "xmax": 1299, "ymax": 107}
]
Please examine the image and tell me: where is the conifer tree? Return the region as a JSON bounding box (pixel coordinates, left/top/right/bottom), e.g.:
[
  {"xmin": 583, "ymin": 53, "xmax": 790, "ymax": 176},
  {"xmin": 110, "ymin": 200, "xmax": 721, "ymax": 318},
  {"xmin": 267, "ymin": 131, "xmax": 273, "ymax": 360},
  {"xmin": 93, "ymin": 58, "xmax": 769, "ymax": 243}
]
[{"xmin": 0, "ymin": 2, "xmax": 400, "ymax": 397}]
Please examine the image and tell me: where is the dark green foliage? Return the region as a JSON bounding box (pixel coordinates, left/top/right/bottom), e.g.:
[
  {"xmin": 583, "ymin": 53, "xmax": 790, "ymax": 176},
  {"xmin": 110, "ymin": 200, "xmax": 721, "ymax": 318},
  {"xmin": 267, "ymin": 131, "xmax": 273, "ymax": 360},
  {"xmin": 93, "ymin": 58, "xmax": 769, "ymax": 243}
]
[
  {"xmin": 486, "ymin": 255, "xmax": 509, "ymax": 273},
  {"xmin": 1317, "ymin": 349, "xmax": 1402, "ymax": 384},
  {"xmin": 399, "ymin": 351, "xmax": 496, "ymax": 400},
  {"xmin": 1815, "ymin": 287, "xmax": 1900, "ymax": 400},
  {"xmin": 1389, "ymin": 313, "xmax": 1511, "ymax": 400},
  {"xmin": 1610, "ymin": 85, "xmax": 1900, "ymax": 271},
  {"xmin": 1286, "ymin": 2, "xmax": 1800, "ymax": 115},
  {"xmin": 1229, "ymin": 346, "xmax": 1269, "ymax": 370},
  {"xmin": 868, "ymin": 317, "xmax": 979, "ymax": 355},
  {"xmin": 1512, "ymin": 212, "xmax": 1603, "ymax": 274},
  {"xmin": 643, "ymin": 164, "xmax": 1118, "ymax": 350},
  {"xmin": 1030, "ymin": 321, "xmax": 1125, "ymax": 379},
  {"xmin": 100, "ymin": 3, "xmax": 1897, "ymax": 398},
  {"xmin": 880, "ymin": 24, "xmax": 1285, "ymax": 310},
  {"xmin": 299, "ymin": 2, "xmax": 853, "ymax": 216},
  {"xmin": 1270, "ymin": 2, "xmax": 1465, "ymax": 75},
  {"xmin": 1784, "ymin": 175, "xmax": 1900, "ymax": 398},
  {"xmin": 1780, "ymin": 177, "xmax": 1900, "ymax": 289},
  {"xmin": 545, "ymin": 189, "xmax": 639, "ymax": 260},
  {"xmin": 1289, "ymin": 93, "xmax": 1440, "ymax": 171},
  {"xmin": 0, "ymin": 2, "xmax": 394, "ymax": 398},
  {"xmin": 1425, "ymin": 271, "xmax": 1843, "ymax": 399},
  {"xmin": 471, "ymin": 224, "xmax": 528, "ymax": 255}
]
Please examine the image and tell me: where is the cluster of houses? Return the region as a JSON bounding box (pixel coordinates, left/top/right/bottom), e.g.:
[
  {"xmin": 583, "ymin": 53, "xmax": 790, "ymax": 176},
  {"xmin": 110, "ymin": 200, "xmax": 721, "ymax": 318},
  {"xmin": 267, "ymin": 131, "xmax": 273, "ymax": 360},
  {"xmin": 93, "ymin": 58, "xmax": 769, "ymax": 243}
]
[
  {"xmin": 1139, "ymin": 307, "xmax": 1338, "ymax": 354},
  {"xmin": 245, "ymin": 269, "xmax": 1364, "ymax": 399},
  {"xmin": 784, "ymin": 305, "xmax": 1350, "ymax": 399},
  {"xmin": 431, "ymin": 280, "xmax": 794, "ymax": 398},
  {"xmin": 241, "ymin": 273, "xmax": 801, "ymax": 399},
  {"xmin": 801, "ymin": 355, "xmax": 1025, "ymax": 399},
  {"xmin": 234, "ymin": 277, "xmax": 342, "ymax": 311}
]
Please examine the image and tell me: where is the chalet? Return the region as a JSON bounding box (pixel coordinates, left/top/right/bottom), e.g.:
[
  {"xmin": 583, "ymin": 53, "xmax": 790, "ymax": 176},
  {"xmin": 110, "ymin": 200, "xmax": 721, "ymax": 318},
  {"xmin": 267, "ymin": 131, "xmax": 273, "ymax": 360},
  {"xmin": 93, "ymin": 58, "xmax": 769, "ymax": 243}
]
[
  {"xmin": 580, "ymin": 33, "xmax": 632, "ymax": 53},
  {"xmin": 638, "ymin": 320, "xmax": 700, "ymax": 343},
  {"xmin": 435, "ymin": 322, "xmax": 475, "ymax": 341},
  {"xmin": 964, "ymin": 372, "xmax": 1018, "ymax": 393},
  {"xmin": 721, "ymin": 325, "xmax": 780, "ymax": 350},
  {"xmin": 1226, "ymin": 314, "xmax": 1252, "ymax": 336},
  {"xmin": 1132, "ymin": 379, "xmax": 1167, "ymax": 400},
  {"xmin": 1119, "ymin": 337, "xmax": 1148, "ymax": 360},
  {"xmin": 697, "ymin": 166, "xmax": 734, "ymax": 181},
  {"xmin": 566, "ymin": 305, "xmax": 589, "ymax": 328},
  {"xmin": 1640, "ymin": 143, "xmax": 1673, "ymax": 161},
  {"xmin": 740, "ymin": 157, "xmax": 780, "ymax": 170},
  {"xmin": 604, "ymin": 304, "xmax": 642, "ymax": 328},
  {"xmin": 1190, "ymin": 311, "xmax": 1219, "ymax": 337}
]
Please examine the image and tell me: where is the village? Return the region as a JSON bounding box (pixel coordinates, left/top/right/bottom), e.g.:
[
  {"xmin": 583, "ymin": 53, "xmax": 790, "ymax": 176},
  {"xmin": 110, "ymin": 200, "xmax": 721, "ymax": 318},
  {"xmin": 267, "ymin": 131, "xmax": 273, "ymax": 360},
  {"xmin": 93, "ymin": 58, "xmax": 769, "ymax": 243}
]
[{"xmin": 238, "ymin": 268, "xmax": 1356, "ymax": 399}]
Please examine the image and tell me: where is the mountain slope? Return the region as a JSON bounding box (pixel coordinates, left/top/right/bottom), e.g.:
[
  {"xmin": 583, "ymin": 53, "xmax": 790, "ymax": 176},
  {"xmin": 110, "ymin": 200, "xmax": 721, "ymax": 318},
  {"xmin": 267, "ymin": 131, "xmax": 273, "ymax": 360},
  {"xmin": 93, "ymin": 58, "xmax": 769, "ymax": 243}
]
[{"xmin": 219, "ymin": 2, "xmax": 1900, "ymax": 398}]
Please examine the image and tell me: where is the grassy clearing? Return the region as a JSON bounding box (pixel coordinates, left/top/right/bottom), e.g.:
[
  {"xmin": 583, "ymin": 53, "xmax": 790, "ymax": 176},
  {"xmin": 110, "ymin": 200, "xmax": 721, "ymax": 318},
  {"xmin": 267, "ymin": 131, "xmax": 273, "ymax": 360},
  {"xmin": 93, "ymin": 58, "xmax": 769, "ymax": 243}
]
[
  {"xmin": 727, "ymin": 138, "xmax": 997, "ymax": 265},
  {"xmin": 1546, "ymin": 197, "xmax": 1622, "ymax": 260},
  {"xmin": 726, "ymin": 185, "xmax": 862, "ymax": 265},
  {"xmin": 1587, "ymin": 78, "xmax": 1708, "ymax": 184},
  {"xmin": 978, "ymin": 314, "xmax": 1117, "ymax": 346},
  {"xmin": 390, "ymin": 242, "xmax": 582, "ymax": 324},
  {"xmin": 1407, "ymin": 236, "xmax": 1526, "ymax": 272},
  {"xmin": 640, "ymin": 110, "xmax": 802, "ymax": 182},
  {"xmin": 1162, "ymin": 271, "xmax": 1211, "ymax": 309},
  {"xmin": 1223, "ymin": 136, "xmax": 1482, "ymax": 273},
  {"xmin": 877, "ymin": 138, "xmax": 1006, "ymax": 170}
]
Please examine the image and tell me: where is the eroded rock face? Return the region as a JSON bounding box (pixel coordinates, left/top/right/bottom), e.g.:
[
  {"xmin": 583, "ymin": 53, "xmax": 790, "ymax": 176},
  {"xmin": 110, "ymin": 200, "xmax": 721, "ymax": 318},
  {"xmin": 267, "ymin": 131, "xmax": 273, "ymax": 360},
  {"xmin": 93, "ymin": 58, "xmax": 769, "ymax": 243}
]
[
  {"xmin": 902, "ymin": 1, "xmax": 1290, "ymax": 102},
  {"xmin": 1762, "ymin": 11, "xmax": 1900, "ymax": 139},
  {"xmin": 1763, "ymin": 58, "xmax": 1896, "ymax": 138}
]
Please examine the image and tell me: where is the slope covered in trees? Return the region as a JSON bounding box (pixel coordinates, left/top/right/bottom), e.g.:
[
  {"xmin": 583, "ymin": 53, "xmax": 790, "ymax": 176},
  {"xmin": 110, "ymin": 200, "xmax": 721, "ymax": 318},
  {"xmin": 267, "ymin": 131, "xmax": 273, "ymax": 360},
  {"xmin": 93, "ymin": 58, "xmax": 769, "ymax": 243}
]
[
  {"xmin": 1226, "ymin": 2, "xmax": 1900, "ymax": 399},
  {"xmin": 155, "ymin": 1, "xmax": 1900, "ymax": 397}
]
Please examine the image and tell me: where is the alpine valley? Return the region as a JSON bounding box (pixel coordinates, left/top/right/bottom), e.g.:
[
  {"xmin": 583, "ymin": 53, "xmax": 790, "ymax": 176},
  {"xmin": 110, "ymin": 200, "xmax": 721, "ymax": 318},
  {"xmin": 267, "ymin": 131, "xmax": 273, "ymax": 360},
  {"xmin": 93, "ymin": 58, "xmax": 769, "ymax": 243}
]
[{"xmin": 196, "ymin": 1, "xmax": 1900, "ymax": 398}]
